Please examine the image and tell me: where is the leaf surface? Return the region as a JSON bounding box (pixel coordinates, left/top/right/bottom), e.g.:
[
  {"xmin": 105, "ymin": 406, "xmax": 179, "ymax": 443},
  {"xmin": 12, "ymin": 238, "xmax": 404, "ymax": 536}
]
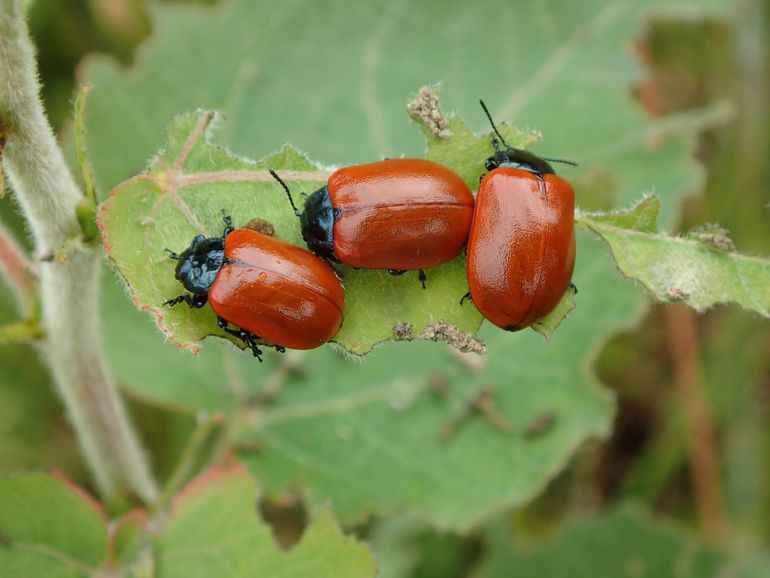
[
  {"xmin": 0, "ymin": 473, "xmax": 108, "ymax": 578},
  {"xmin": 98, "ymin": 111, "xmax": 485, "ymax": 356},
  {"xmin": 84, "ymin": 0, "xmax": 732, "ymax": 530},
  {"xmin": 159, "ymin": 466, "xmax": 376, "ymax": 578},
  {"xmin": 479, "ymin": 506, "xmax": 769, "ymax": 578},
  {"xmin": 579, "ymin": 197, "xmax": 770, "ymax": 317}
]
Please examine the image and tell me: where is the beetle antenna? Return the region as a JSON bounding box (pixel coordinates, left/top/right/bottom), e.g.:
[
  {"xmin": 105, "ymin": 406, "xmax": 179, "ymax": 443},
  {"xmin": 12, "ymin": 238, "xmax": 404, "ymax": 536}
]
[
  {"xmin": 540, "ymin": 157, "xmax": 579, "ymax": 167},
  {"xmin": 164, "ymin": 248, "xmax": 179, "ymax": 260},
  {"xmin": 479, "ymin": 99, "xmax": 513, "ymax": 150},
  {"xmin": 269, "ymin": 169, "xmax": 302, "ymax": 217}
]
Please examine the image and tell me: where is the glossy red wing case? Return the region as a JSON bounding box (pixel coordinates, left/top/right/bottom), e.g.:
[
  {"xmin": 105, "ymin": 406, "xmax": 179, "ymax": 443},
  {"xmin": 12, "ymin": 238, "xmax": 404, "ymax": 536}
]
[
  {"xmin": 327, "ymin": 158, "xmax": 474, "ymax": 270},
  {"xmin": 209, "ymin": 229, "xmax": 344, "ymax": 349},
  {"xmin": 467, "ymin": 169, "xmax": 575, "ymax": 331}
]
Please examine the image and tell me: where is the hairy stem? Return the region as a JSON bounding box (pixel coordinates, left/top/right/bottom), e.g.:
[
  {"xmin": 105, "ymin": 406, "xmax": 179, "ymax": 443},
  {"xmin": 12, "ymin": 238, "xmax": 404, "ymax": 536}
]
[{"xmin": 0, "ymin": 0, "xmax": 157, "ymax": 502}]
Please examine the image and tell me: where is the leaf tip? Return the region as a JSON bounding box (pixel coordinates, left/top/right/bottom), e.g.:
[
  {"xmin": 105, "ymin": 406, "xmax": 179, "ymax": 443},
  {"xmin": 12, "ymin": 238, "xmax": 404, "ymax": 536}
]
[
  {"xmin": 135, "ymin": 299, "xmax": 202, "ymax": 355},
  {"xmin": 531, "ymin": 287, "xmax": 577, "ymax": 338}
]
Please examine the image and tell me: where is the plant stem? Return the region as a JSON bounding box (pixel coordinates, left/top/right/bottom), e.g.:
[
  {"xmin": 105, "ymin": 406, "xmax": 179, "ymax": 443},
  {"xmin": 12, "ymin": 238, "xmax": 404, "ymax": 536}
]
[
  {"xmin": 0, "ymin": 318, "xmax": 42, "ymax": 344},
  {"xmin": 0, "ymin": 0, "xmax": 157, "ymax": 503},
  {"xmin": 152, "ymin": 413, "xmax": 223, "ymax": 514},
  {"xmin": 74, "ymin": 83, "xmax": 98, "ymax": 243},
  {"xmin": 664, "ymin": 304, "xmax": 728, "ymax": 541},
  {"xmin": 74, "ymin": 84, "xmax": 96, "ymax": 209}
]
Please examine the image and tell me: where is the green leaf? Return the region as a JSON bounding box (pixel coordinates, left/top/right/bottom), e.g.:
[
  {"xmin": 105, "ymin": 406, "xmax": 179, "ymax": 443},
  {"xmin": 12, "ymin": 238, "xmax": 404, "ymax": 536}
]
[
  {"xmin": 0, "ymin": 472, "xmax": 108, "ymax": 577},
  {"xmin": 583, "ymin": 194, "xmax": 660, "ymax": 232},
  {"xmin": 578, "ymin": 196, "xmax": 770, "ymax": 316},
  {"xmin": 0, "ymin": 342, "xmax": 84, "ymax": 481},
  {"xmin": 0, "ymin": 469, "xmax": 376, "ymax": 578},
  {"xmin": 368, "ymin": 516, "xmax": 476, "ymax": 578},
  {"xmin": 84, "ymin": 0, "xmax": 733, "ymax": 366},
  {"xmin": 98, "ymin": 110, "xmax": 485, "ymax": 356},
  {"xmin": 235, "ymin": 229, "xmax": 629, "ymax": 530},
  {"xmin": 109, "ymin": 510, "xmax": 148, "ymax": 569},
  {"xmin": 158, "ymin": 466, "xmax": 376, "ymax": 578},
  {"xmin": 477, "ymin": 506, "xmax": 753, "ymax": 578},
  {"xmin": 531, "ymin": 289, "xmax": 577, "ymax": 339},
  {"xmin": 102, "ymin": 271, "xmax": 281, "ymax": 413},
  {"xmin": 83, "ymin": 0, "xmax": 730, "ymax": 531}
]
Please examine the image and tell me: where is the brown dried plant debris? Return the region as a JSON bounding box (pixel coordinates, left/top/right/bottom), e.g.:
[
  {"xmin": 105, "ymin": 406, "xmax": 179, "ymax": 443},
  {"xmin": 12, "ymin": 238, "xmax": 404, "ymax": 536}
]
[{"xmin": 407, "ymin": 86, "xmax": 452, "ymax": 139}]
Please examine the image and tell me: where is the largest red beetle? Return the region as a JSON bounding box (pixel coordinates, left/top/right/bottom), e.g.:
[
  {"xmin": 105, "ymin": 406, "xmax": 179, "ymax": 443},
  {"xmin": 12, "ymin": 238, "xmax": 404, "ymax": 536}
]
[
  {"xmin": 270, "ymin": 158, "xmax": 474, "ymax": 288},
  {"xmin": 464, "ymin": 101, "xmax": 576, "ymax": 331},
  {"xmin": 164, "ymin": 214, "xmax": 344, "ymax": 359}
]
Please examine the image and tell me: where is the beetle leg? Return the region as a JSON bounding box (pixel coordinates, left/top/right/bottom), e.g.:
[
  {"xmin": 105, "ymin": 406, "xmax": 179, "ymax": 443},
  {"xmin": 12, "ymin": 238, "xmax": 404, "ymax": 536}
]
[
  {"xmin": 418, "ymin": 269, "xmax": 427, "ymax": 289},
  {"xmin": 569, "ymin": 282, "xmax": 578, "ymax": 294},
  {"xmin": 221, "ymin": 210, "xmax": 234, "ymax": 236},
  {"xmin": 274, "ymin": 345, "xmax": 286, "ymax": 353},
  {"xmin": 323, "ymin": 258, "xmax": 344, "ymax": 279},
  {"xmin": 164, "ymin": 294, "xmax": 207, "ymax": 308},
  {"xmin": 217, "ymin": 316, "xmax": 245, "ymax": 337},
  {"xmin": 217, "ymin": 316, "xmax": 244, "ymax": 338},
  {"xmin": 459, "ymin": 292, "xmax": 472, "ymax": 306},
  {"xmin": 218, "ymin": 317, "xmax": 263, "ymax": 362},
  {"xmin": 244, "ymin": 334, "xmax": 264, "ymax": 362},
  {"xmin": 164, "ymin": 295, "xmax": 187, "ymax": 307},
  {"xmin": 190, "ymin": 294, "xmax": 208, "ymax": 308},
  {"xmin": 387, "ymin": 269, "xmax": 406, "ymax": 276}
]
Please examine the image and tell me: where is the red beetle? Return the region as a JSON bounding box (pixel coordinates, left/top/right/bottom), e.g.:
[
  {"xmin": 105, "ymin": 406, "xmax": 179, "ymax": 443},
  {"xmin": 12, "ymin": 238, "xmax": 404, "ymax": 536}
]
[
  {"xmin": 270, "ymin": 158, "xmax": 474, "ymax": 288},
  {"xmin": 164, "ymin": 214, "xmax": 344, "ymax": 359},
  {"xmin": 464, "ymin": 101, "xmax": 576, "ymax": 331}
]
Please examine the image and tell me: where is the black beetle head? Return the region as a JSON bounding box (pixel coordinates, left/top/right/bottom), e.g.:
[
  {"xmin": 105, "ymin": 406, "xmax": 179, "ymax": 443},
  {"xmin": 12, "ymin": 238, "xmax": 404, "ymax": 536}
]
[
  {"xmin": 173, "ymin": 234, "xmax": 226, "ymax": 294},
  {"xmin": 479, "ymin": 99, "xmax": 562, "ymax": 178},
  {"xmin": 485, "ymin": 147, "xmax": 555, "ymax": 177},
  {"xmin": 299, "ymin": 186, "xmax": 337, "ymax": 259},
  {"xmin": 268, "ymin": 170, "xmax": 338, "ymax": 260}
]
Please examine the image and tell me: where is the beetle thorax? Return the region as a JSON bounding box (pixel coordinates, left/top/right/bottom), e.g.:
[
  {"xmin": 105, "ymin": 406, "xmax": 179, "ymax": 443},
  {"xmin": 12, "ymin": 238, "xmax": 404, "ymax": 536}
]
[
  {"xmin": 300, "ymin": 186, "xmax": 337, "ymax": 259},
  {"xmin": 174, "ymin": 235, "xmax": 226, "ymax": 294},
  {"xmin": 486, "ymin": 148, "xmax": 555, "ymax": 177}
]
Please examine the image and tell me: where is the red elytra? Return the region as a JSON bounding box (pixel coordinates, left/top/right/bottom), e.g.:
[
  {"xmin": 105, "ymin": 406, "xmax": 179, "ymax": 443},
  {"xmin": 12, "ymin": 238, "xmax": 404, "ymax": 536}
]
[
  {"xmin": 326, "ymin": 159, "xmax": 475, "ymax": 270},
  {"xmin": 466, "ymin": 168, "xmax": 575, "ymax": 331},
  {"xmin": 272, "ymin": 159, "xmax": 475, "ymax": 284},
  {"xmin": 209, "ymin": 229, "xmax": 344, "ymax": 350}
]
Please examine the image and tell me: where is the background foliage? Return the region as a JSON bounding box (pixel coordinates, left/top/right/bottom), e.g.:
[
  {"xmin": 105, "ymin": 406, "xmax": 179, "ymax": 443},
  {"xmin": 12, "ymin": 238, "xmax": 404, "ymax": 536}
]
[{"xmin": 1, "ymin": 0, "xmax": 769, "ymax": 576}]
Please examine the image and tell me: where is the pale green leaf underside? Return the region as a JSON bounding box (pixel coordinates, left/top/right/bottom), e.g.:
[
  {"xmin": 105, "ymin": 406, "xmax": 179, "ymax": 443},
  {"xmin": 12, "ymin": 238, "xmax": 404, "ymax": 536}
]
[{"xmin": 578, "ymin": 198, "xmax": 770, "ymax": 317}]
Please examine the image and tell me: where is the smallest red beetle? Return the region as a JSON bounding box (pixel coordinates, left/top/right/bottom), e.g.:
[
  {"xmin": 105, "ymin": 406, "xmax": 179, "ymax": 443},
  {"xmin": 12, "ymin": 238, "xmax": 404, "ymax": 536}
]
[{"xmin": 164, "ymin": 213, "xmax": 344, "ymax": 360}]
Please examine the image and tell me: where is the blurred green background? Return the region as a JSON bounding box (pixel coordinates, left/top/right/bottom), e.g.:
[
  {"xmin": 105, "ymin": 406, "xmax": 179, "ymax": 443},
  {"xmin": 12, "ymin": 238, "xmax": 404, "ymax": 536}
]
[{"xmin": 2, "ymin": 0, "xmax": 769, "ymax": 576}]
